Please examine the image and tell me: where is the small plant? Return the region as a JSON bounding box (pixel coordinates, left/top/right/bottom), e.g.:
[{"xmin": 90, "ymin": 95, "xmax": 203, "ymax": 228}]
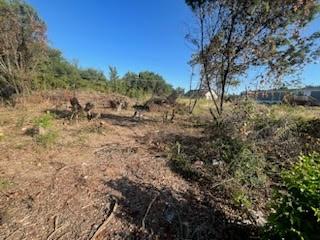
[
  {"xmin": 32, "ymin": 113, "xmax": 58, "ymax": 147},
  {"xmin": 35, "ymin": 131, "xmax": 58, "ymax": 147},
  {"xmin": 265, "ymin": 153, "xmax": 320, "ymax": 240},
  {"xmin": 170, "ymin": 142, "xmax": 200, "ymax": 180},
  {"xmin": 33, "ymin": 112, "xmax": 54, "ymax": 129},
  {"xmin": 0, "ymin": 178, "xmax": 12, "ymax": 190},
  {"xmin": 233, "ymin": 189, "xmax": 252, "ymax": 209}
]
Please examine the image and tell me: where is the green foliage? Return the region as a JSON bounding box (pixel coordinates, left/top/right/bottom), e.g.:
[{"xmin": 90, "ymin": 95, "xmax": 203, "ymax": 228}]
[
  {"xmin": 170, "ymin": 142, "xmax": 201, "ymax": 181},
  {"xmin": 266, "ymin": 153, "xmax": 320, "ymax": 240},
  {"xmin": 35, "ymin": 55, "xmax": 173, "ymax": 98},
  {"xmin": 0, "ymin": 0, "xmax": 47, "ymax": 96},
  {"xmin": 230, "ymin": 148, "xmax": 266, "ymax": 189},
  {"xmin": 33, "ymin": 113, "xmax": 54, "ymax": 129},
  {"xmin": 35, "ymin": 130, "xmax": 58, "ymax": 147},
  {"xmin": 212, "ymin": 137, "xmax": 244, "ymax": 164},
  {"xmin": 0, "ymin": 178, "xmax": 12, "ymax": 190},
  {"xmin": 34, "ymin": 48, "xmax": 108, "ymax": 91},
  {"xmin": 233, "ymin": 190, "xmax": 252, "ymax": 209},
  {"xmin": 107, "ymin": 69, "xmax": 173, "ymax": 98},
  {"xmin": 32, "ymin": 113, "xmax": 58, "ymax": 147}
]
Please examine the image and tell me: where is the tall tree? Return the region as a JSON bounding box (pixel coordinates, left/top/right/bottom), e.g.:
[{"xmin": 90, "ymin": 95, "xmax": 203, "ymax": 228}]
[
  {"xmin": 108, "ymin": 65, "xmax": 120, "ymax": 91},
  {"xmin": 186, "ymin": 0, "xmax": 320, "ymax": 117},
  {"xmin": 0, "ymin": 0, "xmax": 47, "ymax": 95}
]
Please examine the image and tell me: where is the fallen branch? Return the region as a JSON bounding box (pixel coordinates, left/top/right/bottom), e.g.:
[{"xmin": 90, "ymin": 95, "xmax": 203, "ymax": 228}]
[
  {"xmin": 141, "ymin": 192, "xmax": 160, "ymax": 230},
  {"xmin": 89, "ymin": 197, "xmax": 118, "ymax": 240},
  {"xmin": 46, "ymin": 216, "xmax": 58, "ymax": 240},
  {"xmin": 211, "ymin": 178, "xmax": 234, "ymax": 189}
]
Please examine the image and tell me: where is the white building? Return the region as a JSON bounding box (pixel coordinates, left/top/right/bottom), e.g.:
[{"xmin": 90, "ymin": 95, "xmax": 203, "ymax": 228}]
[{"xmin": 185, "ymin": 89, "xmax": 218, "ymax": 100}]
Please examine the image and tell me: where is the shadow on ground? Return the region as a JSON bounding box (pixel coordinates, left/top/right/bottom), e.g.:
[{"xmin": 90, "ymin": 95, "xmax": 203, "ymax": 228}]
[
  {"xmin": 100, "ymin": 113, "xmax": 158, "ymax": 127},
  {"xmin": 45, "ymin": 108, "xmax": 158, "ymax": 127},
  {"xmin": 105, "ymin": 177, "xmax": 260, "ymax": 240}
]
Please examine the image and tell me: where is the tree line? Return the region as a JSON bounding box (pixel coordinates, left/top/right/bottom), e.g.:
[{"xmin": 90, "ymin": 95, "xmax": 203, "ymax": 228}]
[{"xmin": 0, "ymin": 0, "xmax": 174, "ymax": 100}]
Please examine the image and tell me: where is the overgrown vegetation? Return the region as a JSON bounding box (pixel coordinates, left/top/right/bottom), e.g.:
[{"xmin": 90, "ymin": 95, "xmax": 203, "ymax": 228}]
[
  {"xmin": 266, "ymin": 153, "xmax": 320, "ymax": 240},
  {"xmin": 169, "ymin": 100, "xmax": 320, "ymax": 219}
]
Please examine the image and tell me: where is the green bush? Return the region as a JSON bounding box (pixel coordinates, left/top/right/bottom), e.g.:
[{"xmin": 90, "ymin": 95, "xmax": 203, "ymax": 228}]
[
  {"xmin": 170, "ymin": 142, "xmax": 201, "ymax": 180},
  {"xmin": 266, "ymin": 153, "xmax": 320, "ymax": 240},
  {"xmin": 33, "ymin": 112, "xmax": 54, "ymax": 129},
  {"xmin": 33, "ymin": 113, "xmax": 58, "ymax": 147},
  {"xmin": 230, "ymin": 147, "xmax": 267, "ymax": 189}
]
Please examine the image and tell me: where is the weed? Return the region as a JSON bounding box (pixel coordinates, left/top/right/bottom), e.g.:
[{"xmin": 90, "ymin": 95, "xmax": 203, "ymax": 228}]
[
  {"xmin": 35, "ymin": 131, "xmax": 58, "ymax": 147},
  {"xmin": 232, "ymin": 190, "xmax": 252, "ymax": 209},
  {"xmin": 265, "ymin": 153, "xmax": 320, "ymax": 240},
  {"xmin": 170, "ymin": 142, "xmax": 201, "ymax": 181},
  {"xmin": 0, "ymin": 178, "xmax": 12, "ymax": 190},
  {"xmin": 33, "ymin": 112, "xmax": 54, "ymax": 129}
]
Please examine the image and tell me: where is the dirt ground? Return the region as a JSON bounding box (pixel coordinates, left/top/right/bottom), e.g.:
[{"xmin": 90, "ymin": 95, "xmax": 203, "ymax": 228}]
[{"xmin": 0, "ymin": 93, "xmax": 258, "ymax": 240}]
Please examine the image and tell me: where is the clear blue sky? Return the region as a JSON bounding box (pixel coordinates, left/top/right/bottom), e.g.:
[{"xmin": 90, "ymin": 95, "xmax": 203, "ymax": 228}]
[{"xmin": 27, "ymin": 0, "xmax": 319, "ymax": 90}]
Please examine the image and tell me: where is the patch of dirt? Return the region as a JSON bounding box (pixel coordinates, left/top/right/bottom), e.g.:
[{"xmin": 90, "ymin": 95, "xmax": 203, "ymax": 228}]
[{"xmin": 0, "ymin": 93, "xmax": 259, "ymax": 239}]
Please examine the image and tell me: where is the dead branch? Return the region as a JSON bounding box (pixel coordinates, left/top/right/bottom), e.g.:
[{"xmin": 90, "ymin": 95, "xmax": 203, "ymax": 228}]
[
  {"xmin": 89, "ymin": 197, "xmax": 118, "ymax": 240},
  {"xmin": 141, "ymin": 192, "xmax": 160, "ymax": 230}
]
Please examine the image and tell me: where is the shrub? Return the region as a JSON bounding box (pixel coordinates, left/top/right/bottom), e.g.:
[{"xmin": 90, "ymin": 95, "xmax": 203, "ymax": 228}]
[
  {"xmin": 35, "ymin": 131, "xmax": 58, "ymax": 147},
  {"xmin": 266, "ymin": 153, "xmax": 320, "ymax": 240},
  {"xmin": 230, "ymin": 147, "xmax": 267, "ymax": 189},
  {"xmin": 232, "ymin": 190, "xmax": 252, "ymax": 209},
  {"xmin": 32, "ymin": 113, "xmax": 58, "ymax": 147},
  {"xmin": 170, "ymin": 142, "xmax": 201, "ymax": 180},
  {"xmin": 33, "ymin": 112, "xmax": 54, "ymax": 129}
]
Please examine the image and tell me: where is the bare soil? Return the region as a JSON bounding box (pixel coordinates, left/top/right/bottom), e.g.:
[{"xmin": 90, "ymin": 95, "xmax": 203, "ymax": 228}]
[{"xmin": 0, "ymin": 92, "xmax": 258, "ymax": 240}]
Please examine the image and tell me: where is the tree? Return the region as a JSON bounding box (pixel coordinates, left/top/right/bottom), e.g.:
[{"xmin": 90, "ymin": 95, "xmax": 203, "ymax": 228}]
[
  {"xmin": 34, "ymin": 48, "xmax": 108, "ymax": 91},
  {"xmin": 186, "ymin": 0, "xmax": 320, "ymax": 118},
  {"xmin": 0, "ymin": 0, "xmax": 47, "ymax": 95},
  {"xmin": 108, "ymin": 65, "xmax": 120, "ymax": 92},
  {"xmin": 175, "ymin": 87, "xmax": 185, "ymax": 96},
  {"xmin": 114, "ymin": 70, "xmax": 173, "ymax": 98},
  {"xmin": 137, "ymin": 71, "xmax": 173, "ymax": 95}
]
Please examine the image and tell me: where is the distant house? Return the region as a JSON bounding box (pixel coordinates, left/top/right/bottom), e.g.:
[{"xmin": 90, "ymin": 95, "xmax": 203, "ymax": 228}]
[
  {"xmin": 185, "ymin": 89, "xmax": 218, "ymax": 100},
  {"xmin": 298, "ymin": 86, "xmax": 320, "ymax": 102},
  {"xmin": 245, "ymin": 86, "xmax": 320, "ymax": 105}
]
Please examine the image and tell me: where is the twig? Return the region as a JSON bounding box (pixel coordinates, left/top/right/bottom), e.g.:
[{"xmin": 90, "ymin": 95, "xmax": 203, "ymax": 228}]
[
  {"xmin": 89, "ymin": 197, "xmax": 118, "ymax": 240},
  {"xmin": 211, "ymin": 178, "xmax": 234, "ymax": 189},
  {"xmin": 141, "ymin": 192, "xmax": 160, "ymax": 230},
  {"xmin": 46, "ymin": 216, "xmax": 58, "ymax": 240}
]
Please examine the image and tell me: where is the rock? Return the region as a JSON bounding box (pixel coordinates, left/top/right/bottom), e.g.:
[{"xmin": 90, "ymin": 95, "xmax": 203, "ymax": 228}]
[
  {"xmin": 212, "ymin": 160, "xmax": 224, "ymax": 166},
  {"xmin": 164, "ymin": 203, "xmax": 175, "ymax": 223},
  {"xmin": 38, "ymin": 126, "xmax": 46, "ymax": 135},
  {"xmin": 194, "ymin": 161, "xmax": 204, "ymax": 166},
  {"xmin": 249, "ymin": 209, "xmax": 267, "ymax": 226}
]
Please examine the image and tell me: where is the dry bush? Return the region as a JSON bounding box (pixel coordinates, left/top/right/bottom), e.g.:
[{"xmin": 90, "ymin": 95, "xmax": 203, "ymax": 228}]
[{"xmin": 163, "ymin": 100, "xmax": 320, "ymax": 223}]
